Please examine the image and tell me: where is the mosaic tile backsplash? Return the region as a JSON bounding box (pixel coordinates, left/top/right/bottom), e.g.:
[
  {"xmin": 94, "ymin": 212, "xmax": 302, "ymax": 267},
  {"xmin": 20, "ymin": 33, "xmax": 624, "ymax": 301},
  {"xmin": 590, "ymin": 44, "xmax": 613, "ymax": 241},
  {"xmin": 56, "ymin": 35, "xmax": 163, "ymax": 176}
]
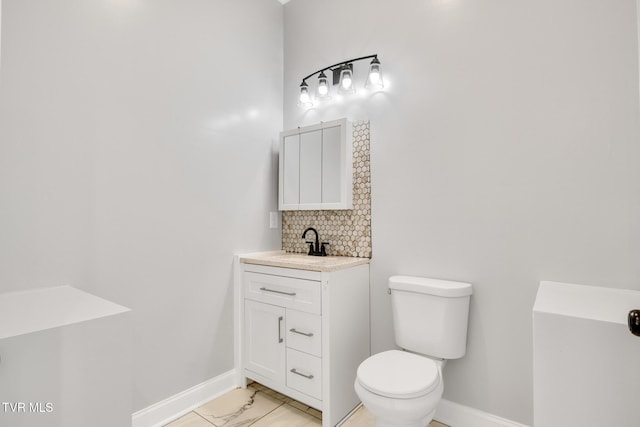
[{"xmin": 282, "ymin": 120, "xmax": 372, "ymax": 258}]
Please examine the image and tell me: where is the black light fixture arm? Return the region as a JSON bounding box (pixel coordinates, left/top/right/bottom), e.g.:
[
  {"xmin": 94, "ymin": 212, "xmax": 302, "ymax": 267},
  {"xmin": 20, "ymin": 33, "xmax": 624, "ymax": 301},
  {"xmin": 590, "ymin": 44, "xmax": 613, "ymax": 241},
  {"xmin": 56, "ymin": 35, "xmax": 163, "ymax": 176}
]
[{"xmin": 300, "ymin": 54, "xmax": 379, "ymax": 83}]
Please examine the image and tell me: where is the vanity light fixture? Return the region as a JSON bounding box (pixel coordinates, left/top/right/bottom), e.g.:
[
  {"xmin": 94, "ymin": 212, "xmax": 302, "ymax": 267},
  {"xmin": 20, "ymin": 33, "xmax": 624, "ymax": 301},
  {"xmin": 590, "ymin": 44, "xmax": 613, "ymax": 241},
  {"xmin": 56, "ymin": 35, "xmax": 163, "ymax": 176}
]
[{"xmin": 298, "ymin": 54, "xmax": 383, "ymax": 107}]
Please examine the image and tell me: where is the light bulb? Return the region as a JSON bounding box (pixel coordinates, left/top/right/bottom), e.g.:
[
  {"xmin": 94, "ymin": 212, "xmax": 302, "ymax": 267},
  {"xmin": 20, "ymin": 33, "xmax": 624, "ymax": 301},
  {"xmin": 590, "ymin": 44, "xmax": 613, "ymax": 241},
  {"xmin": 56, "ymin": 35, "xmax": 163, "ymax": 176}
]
[
  {"xmin": 338, "ymin": 65, "xmax": 355, "ymax": 94},
  {"xmin": 365, "ymin": 57, "xmax": 384, "ymax": 91},
  {"xmin": 369, "ymin": 70, "xmax": 380, "ymax": 85},
  {"xmin": 298, "ymin": 81, "xmax": 313, "ymax": 107},
  {"xmin": 317, "ymin": 71, "xmax": 330, "ymax": 99},
  {"xmin": 341, "ymin": 75, "xmax": 352, "ymax": 89}
]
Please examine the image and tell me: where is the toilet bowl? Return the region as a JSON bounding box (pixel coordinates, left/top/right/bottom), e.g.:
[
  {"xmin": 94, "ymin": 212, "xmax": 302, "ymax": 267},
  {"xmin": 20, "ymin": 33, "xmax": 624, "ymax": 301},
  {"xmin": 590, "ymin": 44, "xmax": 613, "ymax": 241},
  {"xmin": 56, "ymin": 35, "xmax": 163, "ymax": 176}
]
[
  {"xmin": 354, "ymin": 350, "xmax": 443, "ymax": 427},
  {"xmin": 354, "ymin": 276, "xmax": 472, "ymax": 427}
]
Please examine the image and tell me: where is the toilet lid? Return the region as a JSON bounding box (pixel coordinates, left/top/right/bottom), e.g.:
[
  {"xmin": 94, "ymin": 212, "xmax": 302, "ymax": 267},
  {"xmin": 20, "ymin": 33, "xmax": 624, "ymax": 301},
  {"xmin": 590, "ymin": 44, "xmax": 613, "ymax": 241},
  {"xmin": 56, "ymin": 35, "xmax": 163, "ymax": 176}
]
[{"xmin": 357, "ymin": 350, "xmax": 440, "ymax": 399}]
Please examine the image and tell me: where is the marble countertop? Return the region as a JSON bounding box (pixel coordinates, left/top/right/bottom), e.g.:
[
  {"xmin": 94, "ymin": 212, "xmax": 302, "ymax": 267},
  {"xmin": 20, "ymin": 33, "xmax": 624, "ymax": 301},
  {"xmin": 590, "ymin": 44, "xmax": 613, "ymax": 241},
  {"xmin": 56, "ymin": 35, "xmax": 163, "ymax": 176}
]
[{"xmin": 239, "ymin": 250, "xmax": 370, "ymax": 272}]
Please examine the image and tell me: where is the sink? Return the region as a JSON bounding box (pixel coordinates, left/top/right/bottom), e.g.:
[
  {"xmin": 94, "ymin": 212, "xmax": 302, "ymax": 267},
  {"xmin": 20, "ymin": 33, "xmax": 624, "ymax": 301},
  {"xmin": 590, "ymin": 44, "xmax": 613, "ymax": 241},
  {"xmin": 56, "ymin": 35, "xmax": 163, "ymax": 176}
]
[{"xmin": 273, "ymin": 255, "xmax": 326, "ymax": 264}]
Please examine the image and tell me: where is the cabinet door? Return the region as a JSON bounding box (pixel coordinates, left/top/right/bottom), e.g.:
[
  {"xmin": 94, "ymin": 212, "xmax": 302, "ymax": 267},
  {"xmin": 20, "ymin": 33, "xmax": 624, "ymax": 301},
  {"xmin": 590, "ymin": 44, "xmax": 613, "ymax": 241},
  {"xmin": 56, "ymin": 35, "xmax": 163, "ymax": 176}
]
[
  {"xmin": 281, "ymin": 134, "xmax": 300, "ymax": 208},
  {"xmin": 299, "ymin": 129, "xmax": 322, "ymax": 206},
  {"xmin": 321, "ymin": 125, "xmax": 342, "ymax": 205},
  {"xmin": 244, "ymin": 300, "xmax": 286, "ymax": 382}
]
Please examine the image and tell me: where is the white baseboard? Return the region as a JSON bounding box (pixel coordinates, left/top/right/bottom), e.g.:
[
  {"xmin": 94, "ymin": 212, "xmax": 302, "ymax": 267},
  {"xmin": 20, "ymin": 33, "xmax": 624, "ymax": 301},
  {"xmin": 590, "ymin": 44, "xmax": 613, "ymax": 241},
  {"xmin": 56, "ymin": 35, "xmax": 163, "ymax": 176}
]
[
  {"xmin": 132, "ymin": 369, "xmax": 238, "ymax": 427},
  {"xmin": 129, "ymin": 371, "xmax": 528, "ymax": 427},
  {"xmin": 435, "ymin": 399, "xmax": 529, "ymax": 427}
]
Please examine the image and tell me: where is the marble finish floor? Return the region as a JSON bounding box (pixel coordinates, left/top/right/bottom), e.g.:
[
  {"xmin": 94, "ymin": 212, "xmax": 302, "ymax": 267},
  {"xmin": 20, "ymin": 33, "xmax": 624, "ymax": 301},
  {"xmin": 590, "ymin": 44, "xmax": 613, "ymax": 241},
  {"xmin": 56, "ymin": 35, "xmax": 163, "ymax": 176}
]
[{"xmin": 165, "ymin": 382, "xmax": 449, "ymax": 427}]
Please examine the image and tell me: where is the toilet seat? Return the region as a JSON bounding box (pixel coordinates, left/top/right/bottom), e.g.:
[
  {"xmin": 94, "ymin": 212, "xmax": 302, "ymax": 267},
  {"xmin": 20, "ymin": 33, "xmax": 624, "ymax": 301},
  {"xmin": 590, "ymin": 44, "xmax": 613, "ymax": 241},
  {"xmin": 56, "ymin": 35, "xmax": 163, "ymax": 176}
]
[{"xmin": 357, "ymin": 350, "xmax": 440, "ymax": 399}]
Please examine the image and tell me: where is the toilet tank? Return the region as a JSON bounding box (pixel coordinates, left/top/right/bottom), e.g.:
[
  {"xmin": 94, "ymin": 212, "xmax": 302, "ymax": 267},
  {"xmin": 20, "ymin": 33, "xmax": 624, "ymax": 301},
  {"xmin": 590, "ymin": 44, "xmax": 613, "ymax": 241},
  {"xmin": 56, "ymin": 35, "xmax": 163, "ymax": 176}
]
[{"xmin": 389, "ymin": 276, "xmax": 472, "ymax": 359}]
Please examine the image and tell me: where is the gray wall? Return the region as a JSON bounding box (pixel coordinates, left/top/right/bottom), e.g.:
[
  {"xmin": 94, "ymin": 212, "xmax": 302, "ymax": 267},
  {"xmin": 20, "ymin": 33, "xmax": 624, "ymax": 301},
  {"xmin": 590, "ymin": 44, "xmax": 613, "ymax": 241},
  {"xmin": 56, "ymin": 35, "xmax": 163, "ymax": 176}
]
[
  {"xmin": 0, "ymin": 0, "xmax": 283, "ymax": 411},
  {"xmin": 283, "ymin": 0, "xmax": 640, "ymax": 424}
]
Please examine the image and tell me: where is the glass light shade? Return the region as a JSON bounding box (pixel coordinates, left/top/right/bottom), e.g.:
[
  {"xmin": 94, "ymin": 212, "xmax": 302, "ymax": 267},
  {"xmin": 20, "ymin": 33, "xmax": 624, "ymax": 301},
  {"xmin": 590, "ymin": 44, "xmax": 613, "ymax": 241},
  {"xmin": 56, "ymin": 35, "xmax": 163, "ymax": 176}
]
[
  {"xmin": 316, "ymin": 71, "xmax": 330, "ymax": 99},
  {"xmin": 365, "ymin": 57, "xmax": 384, "ymax": 90},
  {"xmin": 338, "ymin": 65, "xmax": 356, "ymax": 95},
  {"xmin": 298, "ymin": 81, "xmax": 313, "ymax": 107}
]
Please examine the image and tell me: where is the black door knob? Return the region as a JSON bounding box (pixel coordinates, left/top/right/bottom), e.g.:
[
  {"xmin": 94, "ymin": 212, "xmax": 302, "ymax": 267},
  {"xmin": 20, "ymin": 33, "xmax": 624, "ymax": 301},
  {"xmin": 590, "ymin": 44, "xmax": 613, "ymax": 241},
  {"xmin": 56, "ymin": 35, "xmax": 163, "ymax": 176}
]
[{"xmin": 628, "ymin": 309, "xmax": 640, "ymax": 337}]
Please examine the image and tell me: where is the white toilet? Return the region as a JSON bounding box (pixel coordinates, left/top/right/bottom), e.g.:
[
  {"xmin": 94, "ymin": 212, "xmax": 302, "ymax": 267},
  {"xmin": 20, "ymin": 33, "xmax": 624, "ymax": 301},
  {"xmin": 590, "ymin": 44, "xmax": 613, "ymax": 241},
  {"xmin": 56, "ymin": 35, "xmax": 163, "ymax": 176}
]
[{"xmin": 354, "ymin": 275, "xmax": 472, "ymax": 427}]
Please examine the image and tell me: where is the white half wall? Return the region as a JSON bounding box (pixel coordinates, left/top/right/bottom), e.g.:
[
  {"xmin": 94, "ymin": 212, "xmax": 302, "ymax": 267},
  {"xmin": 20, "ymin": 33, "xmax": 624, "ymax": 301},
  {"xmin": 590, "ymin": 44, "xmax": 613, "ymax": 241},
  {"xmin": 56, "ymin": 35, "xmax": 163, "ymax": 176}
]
[
  {"xmin": 0, "ymin": 0, "xmax": 283, "ymax": 412},
  {"xmin": 283, "ymin": 0, "xmax": 640, "ymax": 424}
]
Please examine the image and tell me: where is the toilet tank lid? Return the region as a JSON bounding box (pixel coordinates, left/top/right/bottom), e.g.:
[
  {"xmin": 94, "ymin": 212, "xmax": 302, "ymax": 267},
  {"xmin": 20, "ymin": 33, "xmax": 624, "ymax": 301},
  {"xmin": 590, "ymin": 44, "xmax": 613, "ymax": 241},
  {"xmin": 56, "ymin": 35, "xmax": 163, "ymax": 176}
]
[{"xmin": 389, "ymin": 276, "xmax": 472, "ymax": 297}]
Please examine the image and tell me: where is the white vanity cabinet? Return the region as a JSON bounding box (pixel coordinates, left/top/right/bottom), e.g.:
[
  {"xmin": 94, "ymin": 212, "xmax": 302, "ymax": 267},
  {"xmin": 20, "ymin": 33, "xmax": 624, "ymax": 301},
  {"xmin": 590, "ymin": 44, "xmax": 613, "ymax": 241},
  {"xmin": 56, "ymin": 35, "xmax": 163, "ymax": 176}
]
[
  {"xmin": 236, "ymin": 255, "xmax": 370, "ymax": 427},
  {"xmin": 279, "ymin": 118, "xmax": 353, "ymax": 211}
]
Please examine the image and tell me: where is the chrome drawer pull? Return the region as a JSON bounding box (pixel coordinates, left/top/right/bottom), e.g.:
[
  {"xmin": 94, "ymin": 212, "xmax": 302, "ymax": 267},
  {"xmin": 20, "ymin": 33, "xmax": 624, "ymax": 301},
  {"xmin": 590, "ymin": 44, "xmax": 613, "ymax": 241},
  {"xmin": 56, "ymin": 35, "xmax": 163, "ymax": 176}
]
[
  {"xmin": 290, "ymin": 368, "xmax": 314, "ymax": 380},
  {"xmin": 290, "ymin": 328, "xmax": 314, "ymax": 337},
  {"xmin": 260, "ymin": 287, "xmax": 297, "ymax": 296},
  {"xmin": 278, "ymin": 316, "xmax": 284, "ymax": 343}
]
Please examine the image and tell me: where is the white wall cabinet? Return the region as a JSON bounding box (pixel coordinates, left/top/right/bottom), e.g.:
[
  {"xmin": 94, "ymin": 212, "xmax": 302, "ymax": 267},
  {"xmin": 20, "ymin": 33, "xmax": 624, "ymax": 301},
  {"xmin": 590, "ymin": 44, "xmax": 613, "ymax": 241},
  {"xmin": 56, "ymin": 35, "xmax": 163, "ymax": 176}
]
[
  {"xmin": 279, "ymin": 118, "xmax": 353, "ymax": 210},
  {"xmin": 237, "ymin": 261, "xmax": 370, "ymax": 427}
]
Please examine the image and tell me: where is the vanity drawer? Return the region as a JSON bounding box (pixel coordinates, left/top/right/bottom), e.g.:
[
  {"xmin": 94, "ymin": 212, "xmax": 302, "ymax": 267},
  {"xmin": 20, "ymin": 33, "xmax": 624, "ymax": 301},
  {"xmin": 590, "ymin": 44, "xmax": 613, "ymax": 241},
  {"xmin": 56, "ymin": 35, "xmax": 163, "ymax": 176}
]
[
  {"xmin": 286, "ymin": 309, "xmax": 321, "ymax": 357},
  {"xmin": 286, "ymin": 348, "xmax": 322, "ymax": 400},
  {"xmin": 244, "ymin": 272, "xmax": 321, "ymax": 314}
]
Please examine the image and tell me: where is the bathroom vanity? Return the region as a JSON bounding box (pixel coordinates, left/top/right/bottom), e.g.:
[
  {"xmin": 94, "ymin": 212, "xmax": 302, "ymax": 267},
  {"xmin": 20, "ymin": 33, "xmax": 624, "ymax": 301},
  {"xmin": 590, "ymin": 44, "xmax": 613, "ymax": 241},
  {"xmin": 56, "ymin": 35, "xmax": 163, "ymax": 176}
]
[{"xmin": 235, "ymin": 251, "xmax": 370, "ymax": 427}]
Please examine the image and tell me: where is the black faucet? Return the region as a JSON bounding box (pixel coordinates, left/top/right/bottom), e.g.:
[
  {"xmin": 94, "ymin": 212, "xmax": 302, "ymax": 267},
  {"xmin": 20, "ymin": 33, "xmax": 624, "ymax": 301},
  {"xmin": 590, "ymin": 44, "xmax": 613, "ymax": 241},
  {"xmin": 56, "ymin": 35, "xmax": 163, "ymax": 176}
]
[{"xmin": 301, "ymin": 227, "xmax": 328, "ymax": 256}]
